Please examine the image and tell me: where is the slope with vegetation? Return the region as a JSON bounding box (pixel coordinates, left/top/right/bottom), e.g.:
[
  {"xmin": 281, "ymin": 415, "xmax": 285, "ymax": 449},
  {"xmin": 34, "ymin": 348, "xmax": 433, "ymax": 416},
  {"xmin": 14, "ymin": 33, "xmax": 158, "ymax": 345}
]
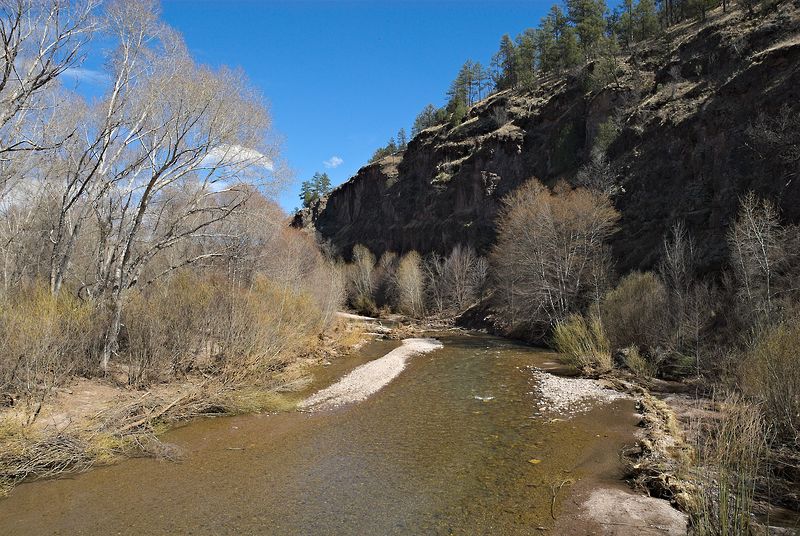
[{"xmin": 307, "ymin": 0, "xmax": 799, "ymax": 275}]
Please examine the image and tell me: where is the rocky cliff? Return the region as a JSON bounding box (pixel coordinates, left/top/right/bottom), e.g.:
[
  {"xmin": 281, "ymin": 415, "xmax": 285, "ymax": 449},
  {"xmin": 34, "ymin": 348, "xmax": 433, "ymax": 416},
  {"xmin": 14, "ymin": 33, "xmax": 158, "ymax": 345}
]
[{"xmin": 297, "ymin": 4, "xmax": 800, "ymax": 274}]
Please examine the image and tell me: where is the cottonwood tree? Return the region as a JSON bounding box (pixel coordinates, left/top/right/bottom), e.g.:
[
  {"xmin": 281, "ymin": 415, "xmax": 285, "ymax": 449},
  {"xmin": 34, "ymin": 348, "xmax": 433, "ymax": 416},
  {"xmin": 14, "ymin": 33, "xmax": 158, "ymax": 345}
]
[
  {"xmin": 659, "ymin": 221, "xmax": 713, "ymax": 370},
  {"xmin": 660, "ymin": 221, "xmax": 695, "ymax": 340},
  {"xmin": 492, "ymin": 180, "xmax": 619, "ymax": 337},
  {"xmin": 423, "ymin": 245, "xmax": 486, "ymax": 315},
  {"xmin": 393, "ymin": 251, "xmax": 425, "ymax": 317},
  {"xmin": 746, "ymin": 104, "xmax": 800, "ymax": 182},
  {"xmin": 347, "ymin": 243, "xmax": 376, "ymax": 314},
  {"xmin": 46, "ymin": 0, "xmax": 170, "ymax": 296},
  {"xmin": 728, "ymin": 192, "xmax": 786, "ymax": 323},
  {"xmin": 83, "ymin": 32, "xmax": 278, "ymax": 369},
  {"xmin": 574, "ymin": 151, "xmax": 618, "ymax": 196},
  {"xmin": 443, "ymin": 244, "xmax": 486, "ymax": 311},
  {"xmin": 0, "ymin": 0, "xmax": 97, "ymax": 158}
]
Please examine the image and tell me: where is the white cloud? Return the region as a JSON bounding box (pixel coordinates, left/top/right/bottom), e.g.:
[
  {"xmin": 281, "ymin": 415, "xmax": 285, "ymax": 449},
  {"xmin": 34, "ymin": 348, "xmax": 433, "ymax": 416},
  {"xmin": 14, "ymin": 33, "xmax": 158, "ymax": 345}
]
[
  {"xmin": 62, "ymin": 67, "xmax": 111, "ymax": 86},
  {"xmin": 200, "ymin": 144, "xmax": 274, "ymax": 172},
  {"xmin": 323, "ymin": 155, "xmax": 343, "ymax": 169}
]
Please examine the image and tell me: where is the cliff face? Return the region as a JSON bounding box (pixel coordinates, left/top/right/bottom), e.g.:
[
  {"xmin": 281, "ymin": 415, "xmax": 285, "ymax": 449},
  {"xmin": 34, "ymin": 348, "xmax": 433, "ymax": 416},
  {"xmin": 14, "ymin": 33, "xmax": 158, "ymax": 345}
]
[{"xmin": 303, "ymin": 4, "xmax": 800, "ymax": 273}]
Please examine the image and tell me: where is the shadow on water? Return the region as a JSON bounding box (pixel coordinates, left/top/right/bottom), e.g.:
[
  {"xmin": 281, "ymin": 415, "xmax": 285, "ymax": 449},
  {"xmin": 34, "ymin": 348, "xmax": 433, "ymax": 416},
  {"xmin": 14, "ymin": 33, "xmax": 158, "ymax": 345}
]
[{"xmin": 0, "ymin": 332, "xmax": 638, "ymax": 535}]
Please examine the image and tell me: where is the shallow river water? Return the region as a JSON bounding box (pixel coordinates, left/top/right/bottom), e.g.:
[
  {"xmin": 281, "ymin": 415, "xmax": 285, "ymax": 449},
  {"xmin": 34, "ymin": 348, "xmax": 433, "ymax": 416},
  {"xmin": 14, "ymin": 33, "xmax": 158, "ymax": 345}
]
[{"xmin": 0, "ymin": 333, "xmax": 637, "ymax": 535}]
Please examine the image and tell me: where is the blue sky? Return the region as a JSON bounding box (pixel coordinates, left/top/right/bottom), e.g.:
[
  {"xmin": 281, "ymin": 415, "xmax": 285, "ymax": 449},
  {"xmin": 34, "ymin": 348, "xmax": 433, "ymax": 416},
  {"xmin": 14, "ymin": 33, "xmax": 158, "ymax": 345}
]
[
  {"xmin": 68, "ymin": 1, "xmax": 579, "ymax": 212},
  {"xmin": 159, "ymin": 0, "xmax": 574, "ymax": 211}
]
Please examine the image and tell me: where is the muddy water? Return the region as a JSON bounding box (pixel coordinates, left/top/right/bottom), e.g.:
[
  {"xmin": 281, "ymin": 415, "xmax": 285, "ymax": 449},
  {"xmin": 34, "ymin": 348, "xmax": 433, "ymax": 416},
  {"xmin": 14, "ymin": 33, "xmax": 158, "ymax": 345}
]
[{"xmin": 0, "ymin": 333, "xmax": 638, "ymax": 535}]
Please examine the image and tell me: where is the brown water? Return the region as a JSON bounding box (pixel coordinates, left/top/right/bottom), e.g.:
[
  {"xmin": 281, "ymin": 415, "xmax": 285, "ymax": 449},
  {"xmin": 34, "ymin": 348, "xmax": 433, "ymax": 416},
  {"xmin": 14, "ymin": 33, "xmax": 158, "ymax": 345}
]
[{"xmin": 0, "ymin": 333, "xmax": 637, "ymax": 535}]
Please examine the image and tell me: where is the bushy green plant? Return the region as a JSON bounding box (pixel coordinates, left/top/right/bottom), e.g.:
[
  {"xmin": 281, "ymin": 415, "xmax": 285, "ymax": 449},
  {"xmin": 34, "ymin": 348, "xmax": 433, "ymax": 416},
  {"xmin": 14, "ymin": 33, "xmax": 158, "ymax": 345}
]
[
  {"xmin": 553, "ymin": 314, "xmax": 612, "ymax": 372},
  {"xmin": 621, "ymin": 345, "xmax": 658, "ymax": 378}
]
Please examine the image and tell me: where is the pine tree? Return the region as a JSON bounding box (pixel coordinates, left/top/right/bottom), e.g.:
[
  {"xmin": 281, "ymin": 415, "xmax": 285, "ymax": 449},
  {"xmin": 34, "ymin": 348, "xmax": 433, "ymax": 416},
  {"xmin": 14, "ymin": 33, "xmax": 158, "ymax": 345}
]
[
  {"xmin": 633, "ymin": 0, "xmax": 659, "ymax": 40},
  {"xmin": 536, "ymin": 10, "xmax": 559, "ymax": 73},
  {"xmin": 559, "ymin": 25, "xmax": 583, "ymax": 70},
  {"xmin": 397, "ymin": 128, "xmax": 408, "ymax": 150},
  {"xmin": 515, "ymin": 29, "xmax": 538, "ymax": 90},
  {"xmin": 491, "ymin": 34, "xmax": 517, "ymax": 90},
  {"xmin": 316, "ymin": 171, "xmax": 331, "ymax": 195},
  {"xmin": 300, "ymin": 181, "xmax": 315, "ymax": 208},
  {"xmin": 618, "ymin": 0, "xmax": 635, "ymax": 48},
  {"xmin": 412, "ymin": 104, "xmax": 440, "ymax": 136},
  {"xmin": 566, "ymin": 0, "xmax": 608, "ymax": 59},
  {"xmin": 447, "ymin": 62, "xmax": 470, "ymax": 110},
  {"xmin": 299, "ymin": 172, "xmax": 332, "ymax": 208}
]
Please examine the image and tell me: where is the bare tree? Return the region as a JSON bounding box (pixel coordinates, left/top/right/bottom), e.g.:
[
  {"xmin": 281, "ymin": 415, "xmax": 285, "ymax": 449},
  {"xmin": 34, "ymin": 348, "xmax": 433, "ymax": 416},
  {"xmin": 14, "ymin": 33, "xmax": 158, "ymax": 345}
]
[
  {"xmin": 84, "ymin": 37, "xmax": 279, "ymax": 370},
  {"xmin": 660, "ymin": 221, "xmax": 696, "ymax": 345},
  {"xmin": 424, "ymin": 252, "xmax": 446, "ymax": 315},
  {"xmin": 394, "ymin": 250, "xmax": 425, "ymax": 317},
  {"xmin": 574, "ymin": 151, "xmax": 619, "ymax": 197},
  {"xmin": 347, "ymin": 243, "xmax": 376, "ymax": 314},
  {"xmin": 46, "ymin": 0, "xmax": 167, "ymax": 296},
  {"xmin": 0, "ymin": 0, "xmax": 97, "ymax": 159},
  {"xmin": 492, "ymin": 179, "xmax": 619, "ymax": 337},
  {"xmin": 442, "ymin": 244, "xmax": 485, "ymax": 311},
  {"xmin": 728, "ymin": 192, "xmax": 785, "ymax": 322},
  {"xmin": 422, "ymin": 245, "xmax": 486, "ymax": 315},
  {"xmin": 745, "ymin": 105, "xmax": 800, "ymax": 181}
]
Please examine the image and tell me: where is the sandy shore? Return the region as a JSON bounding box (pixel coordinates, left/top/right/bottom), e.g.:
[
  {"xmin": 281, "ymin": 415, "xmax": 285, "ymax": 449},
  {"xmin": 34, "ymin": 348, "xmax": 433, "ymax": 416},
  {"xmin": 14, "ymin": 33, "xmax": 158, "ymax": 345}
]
[
  {"xmin": 528, "ymin": 367, "xmax": 628, "ymax": 417},
  {"xmin": 529, "ymin": 366, "xmax": 689, "ymax": 534},
  {"xmin": 299, "ymin": 337, "xmax": 443, "ymax": 411}
]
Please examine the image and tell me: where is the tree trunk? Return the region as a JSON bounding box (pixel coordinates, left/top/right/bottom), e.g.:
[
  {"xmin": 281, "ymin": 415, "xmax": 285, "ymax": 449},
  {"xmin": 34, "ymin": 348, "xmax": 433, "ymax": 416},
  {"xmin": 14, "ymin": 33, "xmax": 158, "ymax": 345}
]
[{"xmin": 101, "ymin": 293, "xmax": 124, "ymax": 373}]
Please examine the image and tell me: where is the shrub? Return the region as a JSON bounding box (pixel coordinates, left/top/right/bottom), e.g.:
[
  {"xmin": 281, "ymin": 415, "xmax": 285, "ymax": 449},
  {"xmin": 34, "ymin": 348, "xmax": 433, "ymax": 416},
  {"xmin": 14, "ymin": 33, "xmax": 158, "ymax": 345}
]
[
  {"xmin": 123, "ymin": 273, "xmax": 216, "ymax": 387},
  {"xmin": 601, "ymin": 271, "xmax": 669, "ymax": 350},
  {"xmin": 740, "ymin": 319, "xmax": 800, "ymax": 444},
  {"xmin": 621, "ymin": 346, "xmax": 658, "ymax": 378},
  {"xmin": 0, "ymin": 284, "xmax": 99, "ymax": 408},
  {"xmin": 122, "ymin": 266, "xmax": 338, "ymax": 388},
  {"xmin": 553, "ymin": 314, "xmax": 612, "ymax": 372}
]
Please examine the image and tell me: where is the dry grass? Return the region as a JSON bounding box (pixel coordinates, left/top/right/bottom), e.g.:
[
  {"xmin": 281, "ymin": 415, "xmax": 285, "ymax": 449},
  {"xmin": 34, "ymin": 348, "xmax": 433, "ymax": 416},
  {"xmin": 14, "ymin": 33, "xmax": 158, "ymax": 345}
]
[
  {"xmin": 553, "ymin": 314, "xmax": 613, "ymax": 373},
  {"xmin": 739, "ymin": 319, "xmax": 800, "ymax": 445},
  {"xmin": 0, "ymin": 286, "xmax": 102, "ymax": 422},
  {"xmin": 691, "ymin": 395, "xmax": 768, "ymax": 536}
]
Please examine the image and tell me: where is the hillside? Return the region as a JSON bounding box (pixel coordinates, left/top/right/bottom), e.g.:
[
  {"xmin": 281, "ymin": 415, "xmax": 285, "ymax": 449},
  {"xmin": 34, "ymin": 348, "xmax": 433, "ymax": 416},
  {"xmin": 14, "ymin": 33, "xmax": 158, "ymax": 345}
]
[{"xmin": 296, "ymin": 3, "xmax": 800, "ymax": 274}]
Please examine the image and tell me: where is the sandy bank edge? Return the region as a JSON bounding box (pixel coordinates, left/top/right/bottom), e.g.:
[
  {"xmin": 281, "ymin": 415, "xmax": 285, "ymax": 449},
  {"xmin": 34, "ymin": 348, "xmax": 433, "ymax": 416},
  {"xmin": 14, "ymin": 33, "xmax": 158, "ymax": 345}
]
[{"xmin": 299, "ymin": 337, "xmax": 443, "ymax": 411}]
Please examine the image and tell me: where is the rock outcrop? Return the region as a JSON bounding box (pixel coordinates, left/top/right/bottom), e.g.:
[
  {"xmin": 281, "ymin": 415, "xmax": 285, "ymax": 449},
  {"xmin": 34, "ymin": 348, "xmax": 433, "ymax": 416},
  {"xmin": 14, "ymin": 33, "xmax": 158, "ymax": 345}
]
[{"xmin": 299, "ymin": 4, "xmax": 800, "ymax": 273}]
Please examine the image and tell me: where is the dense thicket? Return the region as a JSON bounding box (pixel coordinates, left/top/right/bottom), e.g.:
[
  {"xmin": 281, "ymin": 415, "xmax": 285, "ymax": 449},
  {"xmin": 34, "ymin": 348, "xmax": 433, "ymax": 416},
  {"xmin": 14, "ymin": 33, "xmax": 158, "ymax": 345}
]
[
  {"xmin": 342, "ymin": 244, "xmax": 487, "ymax": 319},
  {"xmin": 0, "ymin": 1, "xmax": 343, "ymax": 406}
]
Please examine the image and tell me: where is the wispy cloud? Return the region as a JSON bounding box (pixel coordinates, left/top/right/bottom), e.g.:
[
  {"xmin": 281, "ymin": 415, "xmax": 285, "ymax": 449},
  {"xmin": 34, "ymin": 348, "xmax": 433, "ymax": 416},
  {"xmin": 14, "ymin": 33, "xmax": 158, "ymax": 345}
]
[
  {"xmin": 200, "ymin": 144, "xmax": 274, "ymax": 172},
  {"xmin": 62, "ymin": 67, "xmax": 111, "ymax": 86},
  {"xmin": 323, "ymin": 155, "xmax": 343, "ymax": 169}
]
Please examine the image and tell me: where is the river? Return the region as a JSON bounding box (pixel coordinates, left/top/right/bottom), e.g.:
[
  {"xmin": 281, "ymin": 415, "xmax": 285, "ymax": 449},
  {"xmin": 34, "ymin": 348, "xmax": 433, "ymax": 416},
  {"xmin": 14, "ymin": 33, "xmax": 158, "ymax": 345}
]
[{"xmin": 0, "ymin": 333, "xmax": 639, "ymax": 535}]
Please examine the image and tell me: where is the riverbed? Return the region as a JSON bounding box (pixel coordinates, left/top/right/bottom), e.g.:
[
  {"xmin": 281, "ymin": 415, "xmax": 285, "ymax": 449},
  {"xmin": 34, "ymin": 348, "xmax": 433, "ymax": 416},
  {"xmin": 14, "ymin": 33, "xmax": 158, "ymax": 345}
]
[{"xmin": 0, "ymin": 333, "xmax": 647, "ymax": 535}]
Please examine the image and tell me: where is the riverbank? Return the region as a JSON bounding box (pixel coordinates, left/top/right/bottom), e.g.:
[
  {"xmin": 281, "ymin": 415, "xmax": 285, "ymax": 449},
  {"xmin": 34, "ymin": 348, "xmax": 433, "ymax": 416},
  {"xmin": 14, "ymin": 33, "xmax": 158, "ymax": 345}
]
[
  {"xmin": 0, "ymin": 331, "xmax": 676, "ymax": 535},
  {"xmin": 2, "ymin": 316, "xmax": 766, "ymax": 535},
  {"xmin": 0, "ymin": 318, "xmax": 369, "ymax": 496},
  {"xmin": 300, "ymin": 338, "xmax": 443, "ymax": 410}
]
